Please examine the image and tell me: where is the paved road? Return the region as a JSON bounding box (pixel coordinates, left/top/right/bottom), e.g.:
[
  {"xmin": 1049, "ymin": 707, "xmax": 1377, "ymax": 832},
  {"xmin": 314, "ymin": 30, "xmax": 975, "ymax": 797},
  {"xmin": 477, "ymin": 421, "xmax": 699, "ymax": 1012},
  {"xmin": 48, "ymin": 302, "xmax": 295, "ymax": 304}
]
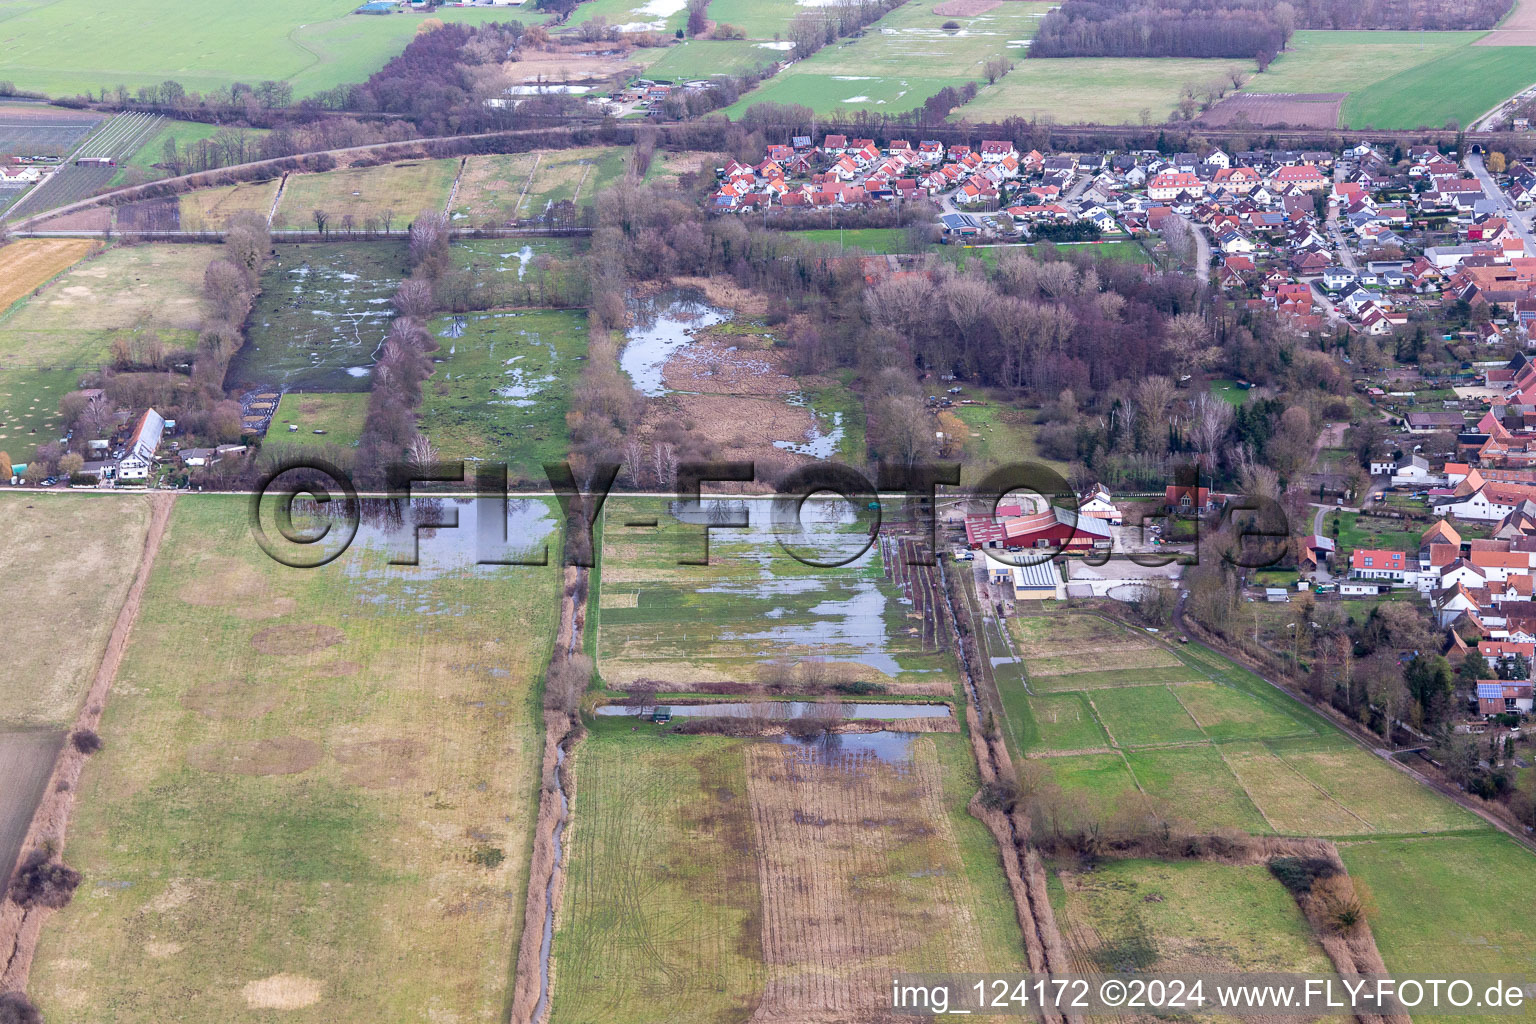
[
  {"xmin": 1306, "ymin": 279, "xmax": 1346, "ymax": 322},
  {"xmin": 1467, "ymin": 151, "xmax": 1536, "ymax": 252},
  {"xmin": 1326, "ymin": 165, "xmax": 1360, "ymax": 272},
  {"xmin": 1173, "ymin": 212, "xmax": 1211, "ymax": 284}
]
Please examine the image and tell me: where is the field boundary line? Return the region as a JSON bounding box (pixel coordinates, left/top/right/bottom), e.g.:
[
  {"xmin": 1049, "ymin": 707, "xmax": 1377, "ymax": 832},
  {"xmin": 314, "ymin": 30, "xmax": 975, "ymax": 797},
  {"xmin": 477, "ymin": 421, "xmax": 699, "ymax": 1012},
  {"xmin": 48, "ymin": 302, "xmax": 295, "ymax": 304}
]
[
  {"xmin": 443, "ymin": 156, "xmax": 467, "ymax": 217},
  {"xmin": 0, "ymin": 492, "xmax": 174, "ymax": 990},
  {"xmin": 1265, "ymin": 743, "xmax": 1375, "ymax": 832},
  {"xmin": 514, "ymin": 153, "xmax": 542, "ymax": 220},
  {"xmin": 266, "ymin": 171, "xmax": 289, "ymax": 227}
]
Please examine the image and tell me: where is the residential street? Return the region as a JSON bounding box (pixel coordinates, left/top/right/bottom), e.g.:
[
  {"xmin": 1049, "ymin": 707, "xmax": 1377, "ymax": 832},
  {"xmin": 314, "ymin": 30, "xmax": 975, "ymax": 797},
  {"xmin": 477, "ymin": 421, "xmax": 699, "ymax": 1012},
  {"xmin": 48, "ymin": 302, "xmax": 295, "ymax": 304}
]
[
  {"xmin": 1327, "ymin": 164, "xmax": 1360, "ymax": 272},
  {"xmin": 1173, "ymin": 212, "xmax": 1210, "ymax": 284},
  {"xmin": 1467, "ymin": 151, "xmax": 1536, "ymax": 252}
]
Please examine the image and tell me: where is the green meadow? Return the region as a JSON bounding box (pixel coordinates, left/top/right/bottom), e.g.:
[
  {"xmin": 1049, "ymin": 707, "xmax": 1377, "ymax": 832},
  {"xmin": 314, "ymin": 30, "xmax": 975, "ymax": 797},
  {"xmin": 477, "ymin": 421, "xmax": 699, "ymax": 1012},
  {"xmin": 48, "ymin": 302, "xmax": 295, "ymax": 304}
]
[{"xmin": 0, "ymin": 0, "xmax": 529, "ymax": 99}]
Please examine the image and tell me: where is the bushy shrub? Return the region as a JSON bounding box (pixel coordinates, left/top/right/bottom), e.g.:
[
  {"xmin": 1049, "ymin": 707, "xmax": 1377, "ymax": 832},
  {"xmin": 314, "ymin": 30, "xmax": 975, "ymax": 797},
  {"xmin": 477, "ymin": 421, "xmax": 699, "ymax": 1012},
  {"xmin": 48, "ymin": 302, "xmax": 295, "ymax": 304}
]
[{"xmin": 8, "ymin": 849, "xmax": 82, "ymax": 909}]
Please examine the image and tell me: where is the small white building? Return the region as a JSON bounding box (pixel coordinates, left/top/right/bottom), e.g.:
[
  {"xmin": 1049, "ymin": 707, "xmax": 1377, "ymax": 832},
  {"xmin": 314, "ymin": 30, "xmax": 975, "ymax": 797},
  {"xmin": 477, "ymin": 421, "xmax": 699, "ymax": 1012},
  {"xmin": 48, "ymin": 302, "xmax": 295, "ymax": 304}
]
[
  {"xmin": 1077, "ymin": 485, "xmax": 1123, "ymax": 526},
  {"xmin": 117, "ymin": 408, "xmax": 164, "ymax": 480}
]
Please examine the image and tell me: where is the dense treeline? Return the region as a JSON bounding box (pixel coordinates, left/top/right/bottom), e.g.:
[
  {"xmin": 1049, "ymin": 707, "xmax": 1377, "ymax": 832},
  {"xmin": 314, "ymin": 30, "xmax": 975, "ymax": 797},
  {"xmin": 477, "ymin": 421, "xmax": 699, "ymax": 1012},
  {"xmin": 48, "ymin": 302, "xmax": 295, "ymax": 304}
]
[
  {"xmin": 1030, "ymin": 0, "xmax": 1292, "ymax": 61},
  {"xmin": 1031, "ymin": 0, "xmax": 1509, "ymax": 60},
  {"xmin": 353, "ymin": 211, "xmax": 450, "ymax": 482},
  {"xmin": 1287, "ymin": 0, "xmax": 1511, "ymax": 29}
]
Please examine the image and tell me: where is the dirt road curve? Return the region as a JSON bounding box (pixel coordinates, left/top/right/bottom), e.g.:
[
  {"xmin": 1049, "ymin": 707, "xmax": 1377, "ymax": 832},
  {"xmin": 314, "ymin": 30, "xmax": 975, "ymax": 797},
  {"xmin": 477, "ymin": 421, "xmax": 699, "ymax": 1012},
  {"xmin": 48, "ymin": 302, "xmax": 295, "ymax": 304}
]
[{"xmin": 0, "ymin": 493, "xmax": 175, "ymax": 992}]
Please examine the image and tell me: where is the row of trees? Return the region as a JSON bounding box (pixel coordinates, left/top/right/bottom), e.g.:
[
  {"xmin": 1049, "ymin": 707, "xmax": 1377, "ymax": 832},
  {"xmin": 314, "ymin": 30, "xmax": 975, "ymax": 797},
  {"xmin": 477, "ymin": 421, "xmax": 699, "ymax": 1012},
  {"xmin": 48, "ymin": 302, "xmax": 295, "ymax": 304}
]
[
  {"xmin": 1030, "ymin": 0, "xmax": 1292, "ymax": 60},
  {"xmin": 353, "ymin": 211, "xmax": 451, "ymax": 483},
  {"xmin": 1032, "ymin": 0, "xmax": 1508, "ymax": 61}
]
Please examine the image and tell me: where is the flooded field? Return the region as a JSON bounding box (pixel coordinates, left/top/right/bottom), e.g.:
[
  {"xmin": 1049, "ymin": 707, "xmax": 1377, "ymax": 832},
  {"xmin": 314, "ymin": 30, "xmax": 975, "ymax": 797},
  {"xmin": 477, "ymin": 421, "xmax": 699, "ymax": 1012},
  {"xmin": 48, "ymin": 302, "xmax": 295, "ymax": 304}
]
[
  {"xmin": 450, "ymin": 238, "xmax": 584, "ymax": 309},
  {"xmin": 619, "ymin": 287, "xmax": 732, "ymax": 397},
  {"xmin": 229, "ymin": 242, "xmax": 406, "ymax": 392},
  {"xmin": 279, "ymin": 494, "xmax": 559, "ymax": 579},
  {"xmin": 417, "ymin": 308, "xmax": 588, "ymax": 483},
  {"xmin": 620, "ymin": 289, "xmax": 866, "ymax": 464},
  {"xmin": 597, "ymin": 496, "xmax": 957, "ymax": 688}
]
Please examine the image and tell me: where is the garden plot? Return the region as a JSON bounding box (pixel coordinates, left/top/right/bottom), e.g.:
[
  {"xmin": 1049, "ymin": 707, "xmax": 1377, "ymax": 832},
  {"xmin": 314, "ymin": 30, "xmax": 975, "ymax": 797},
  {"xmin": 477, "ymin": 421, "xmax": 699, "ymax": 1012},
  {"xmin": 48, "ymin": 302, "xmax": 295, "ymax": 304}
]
[
  {"xmin": 178, "ymin": 178, "xmax": 282, "ymax": 231},
  {"xmin": 273, "ymin": 159, "xmax": 459, "ymax": 229},
  {"xmin": 1011, "ymin": 614, "xmax": 1189, "ymax": 685},
  {"xmin": 229, "ymin": 242, "xmax": 405, "ymax": 392},
  {"xmin": 28, "ymin": 495, "xmax": 564, "ymax": 1024},
  {"xmin": 1024, "ymin": 692, "xmax": 1109, "ymax": 753},
  {"xmin": 417, "ymin": 308, "xmax": 588, "ymax": 484},
  {"xmin": 597, "ymin": 496, "xmax": 959, "ymax": 689},
  {"xmin": 1221, "ymin": 741, "xmax": 1370, "ymax": 836},
  {"xmin": 451, "ymin": 148, "xmax": 626, "ymax": 226},
  {"xmin": 1050, "ymin": 858, "xmax": 1335, "ymax": 977},
  {"xmin": 1089, "ymin": 685, "xmax": 1205, "ymax": 748},
  {"xmin": 1124, "ymin": 745, "xmax": 1270, "ymax": 833}
]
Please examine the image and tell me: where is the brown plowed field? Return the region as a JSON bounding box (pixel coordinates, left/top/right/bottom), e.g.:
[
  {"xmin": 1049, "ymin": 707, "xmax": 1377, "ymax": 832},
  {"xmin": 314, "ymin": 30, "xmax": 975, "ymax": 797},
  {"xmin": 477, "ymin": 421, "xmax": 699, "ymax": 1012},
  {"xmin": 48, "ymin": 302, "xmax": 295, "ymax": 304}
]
[
  {"xmin": 1200, "ymin": 92, "xmax": 1346, "ymax": 128},
  {"xmin": 0, "ymin": 238, "xmax": 96, "ymax": 313}
]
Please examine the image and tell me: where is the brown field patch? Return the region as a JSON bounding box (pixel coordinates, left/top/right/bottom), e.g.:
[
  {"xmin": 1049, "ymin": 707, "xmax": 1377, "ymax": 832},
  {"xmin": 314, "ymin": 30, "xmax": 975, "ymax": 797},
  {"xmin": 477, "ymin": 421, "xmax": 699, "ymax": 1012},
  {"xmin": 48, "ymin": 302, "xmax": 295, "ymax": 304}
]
[
  {"xmin": 188, "ymin": 737, "xmax": 323, "ymax": 776},
  {"xmin": 242, "ymin": 973, "xmax": 324, "ymax": 1010},
  {"xmin": 502, "ymin": 42, "xmax": 645, "ymax": 83},
  {"xmin": 332, "ymin": 737, "xmax": 428, "ymax": 789},
  {"xmin": 115, "ymin": 197, "xmax": 180, "ymax": 233},
  {"xmin": 182, "ymin": 679, "xmax": 284, "ymax": 721},
  {"xmin": 1477, "ymin": 0, "xmax": 1536, "ymax": 44},
  {"xmin": 0, "ymin": 730, "xmax": 65, "ymax": 882},
  {"xmin": 26, "ymin": 207, "xmax": 111, "ymax": 232},
  {"xmin": 746, "ymin": 737, "xmax": 988, "ymax": 1018},
  {"xmin": 934, "ymin": 0, "xmax": 1001, "ymax": 13},
  {"xmin": 313, "ymin": 659, "xmax": 361, "ymax": 677},
  {"xmin": 1200, "ymin": 92, "xmax": 1345, "ymax": 128},
  {"xmin": 661, "ymin": 334, "xmax": 799, "ymax": 396},
  {"xmin": 0, "ymin": 239, "xmax": 97, "ymax": 313},
  {"xmin": 644, "ymin": 393, "xmax": 818, "ymax": 465},
  {"xmin": 178, "ymin": 557, "xmax": 295, "ymax": 620},
  {"xmin": 250, "ymin": 623, "xmax": 344, "ymax": 656}
]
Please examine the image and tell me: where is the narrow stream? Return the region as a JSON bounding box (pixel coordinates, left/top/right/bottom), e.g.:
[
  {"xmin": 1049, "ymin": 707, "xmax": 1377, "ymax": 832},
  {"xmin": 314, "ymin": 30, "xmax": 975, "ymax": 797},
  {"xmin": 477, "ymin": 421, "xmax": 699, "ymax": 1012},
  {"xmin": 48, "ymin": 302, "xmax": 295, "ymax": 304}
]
[{"xmin": 531, "ymin": 740, "xmax": 570, "ymax": 1024}]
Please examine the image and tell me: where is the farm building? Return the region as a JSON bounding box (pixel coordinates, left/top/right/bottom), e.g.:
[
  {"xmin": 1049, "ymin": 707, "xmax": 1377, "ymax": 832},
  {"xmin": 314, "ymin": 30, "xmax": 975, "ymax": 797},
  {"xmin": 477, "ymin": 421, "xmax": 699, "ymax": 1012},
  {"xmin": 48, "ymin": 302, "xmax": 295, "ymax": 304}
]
[
  {"xmin": 118, "ymin": 408, "xmax": 164, "ymax": 480},
  {"xmin": 1010, "ymin": 559, "xmax": 1064, "ymax": 601},
  {"xmin": 1077, "ymin": 484, "xmax": 1123, "ymax": 525},
  {"xmin": 967, "ymin": 506, "xmax": 1110, "ymax": 553},
  {"xmin": 998, "ymin": 507, "xmax": 1112, "ymax": 552}
]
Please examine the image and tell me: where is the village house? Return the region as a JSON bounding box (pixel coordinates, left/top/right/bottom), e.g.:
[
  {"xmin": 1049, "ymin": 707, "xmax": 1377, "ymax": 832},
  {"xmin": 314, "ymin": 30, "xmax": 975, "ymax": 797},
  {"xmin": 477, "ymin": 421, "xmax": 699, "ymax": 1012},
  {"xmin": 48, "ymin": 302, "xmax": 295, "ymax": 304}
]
[{"xmin": 117, "ymin": 408, "xmax": 165, "ymax": 480}]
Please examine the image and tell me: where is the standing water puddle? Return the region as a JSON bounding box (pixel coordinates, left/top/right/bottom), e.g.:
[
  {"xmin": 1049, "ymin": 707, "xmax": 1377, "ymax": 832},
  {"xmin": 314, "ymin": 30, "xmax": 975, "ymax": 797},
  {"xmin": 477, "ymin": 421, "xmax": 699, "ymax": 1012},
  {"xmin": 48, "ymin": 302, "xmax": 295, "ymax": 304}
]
[
  {"xmin": 777, "ymin": 730, "xmax": 917, "ymax": 768},
  {"xmin": 618, "ymin": 288, "xmax": 731, "ymax": 396}
]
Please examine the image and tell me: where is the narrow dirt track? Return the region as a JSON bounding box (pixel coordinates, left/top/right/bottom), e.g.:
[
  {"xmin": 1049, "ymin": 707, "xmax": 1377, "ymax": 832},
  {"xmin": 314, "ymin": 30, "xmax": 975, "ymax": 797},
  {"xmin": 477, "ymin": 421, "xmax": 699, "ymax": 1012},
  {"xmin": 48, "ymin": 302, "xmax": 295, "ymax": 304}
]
[{"xmin": 0, "ymin": 492, "xmax": 175, "ymax": 992}]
